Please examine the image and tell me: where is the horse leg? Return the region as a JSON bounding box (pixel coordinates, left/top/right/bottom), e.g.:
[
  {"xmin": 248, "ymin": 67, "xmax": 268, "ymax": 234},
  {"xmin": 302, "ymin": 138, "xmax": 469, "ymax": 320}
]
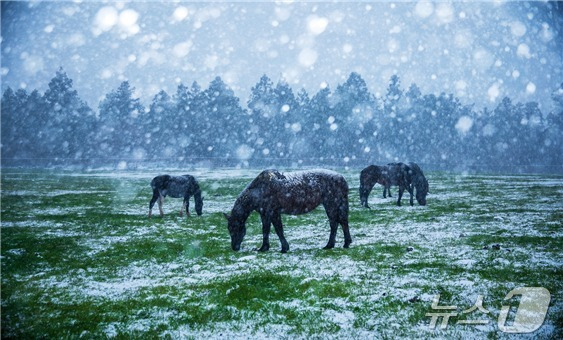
[
  {"xmin": 272, "ymin": 213, "xmax": 289, "ymax": 253},
  {"xmin": 158, "ymin": 195, "xmax": 165, "ymax": 217},
  {"xmin": 339, "ymin": 202, "xmax": 352, "ymax": 248},
  {"xmin": 182, "ymin": 195, "xmax": 190, "ymax": 217},
  {"xmin": 383, "ymin": 186, "xmax": 387, "ymax": 198},
  {"xmin": 257, "ymin": 213, "xmax": 271, "ymax": 252},
  {"xmin": 363, "ymin": 186, "xmax": 372, "ymax": 208},
  {"xmin": 149, "ymin": 189, "xmax": 159, "ymax": 218},
  {"xmin": 408, "ymin": 185, "xmax": 414, "ymax": 206},
  {"xmin": 397, "ymin": 186, "xmax": 404, "ymax": 206},
  {"xmin": 324, "ymin": 220, "xmax": 338, "ymax": 250},
  {"xmin": 388, "ymin": 186, "xmax": 392, "ymax": 197},
  {"xmin": 341, "ymin": 221, "xmax": 352, "ymax": 248},
  {"xmin": 322, "ymin": 202, "xmax": 339, "ymax": 249}
]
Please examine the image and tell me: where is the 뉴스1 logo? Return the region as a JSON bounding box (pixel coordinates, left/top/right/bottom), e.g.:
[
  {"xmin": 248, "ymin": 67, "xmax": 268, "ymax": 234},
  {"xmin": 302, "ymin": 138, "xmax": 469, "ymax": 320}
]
[{"xmin": 426, "ymin": 287, "xmax": 551, "ymax": 333}]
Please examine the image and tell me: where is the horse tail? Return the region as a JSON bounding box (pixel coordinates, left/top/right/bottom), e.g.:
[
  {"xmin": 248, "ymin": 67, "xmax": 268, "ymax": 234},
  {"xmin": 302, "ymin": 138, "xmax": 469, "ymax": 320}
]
[
  {"xmin": 341, "ymin": 174, "xmax": 349, "ymax": 197},
  {"xmin": 336, "ymin": 174, "xmax": 349, "ymax": 221}
]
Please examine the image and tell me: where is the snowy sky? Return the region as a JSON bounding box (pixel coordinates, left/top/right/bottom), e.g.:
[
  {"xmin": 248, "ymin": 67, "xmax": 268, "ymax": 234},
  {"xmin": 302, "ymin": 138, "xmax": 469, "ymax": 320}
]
[{"xmin": 1, "ymin": 1, "xmax": 561, "ymax": 111}]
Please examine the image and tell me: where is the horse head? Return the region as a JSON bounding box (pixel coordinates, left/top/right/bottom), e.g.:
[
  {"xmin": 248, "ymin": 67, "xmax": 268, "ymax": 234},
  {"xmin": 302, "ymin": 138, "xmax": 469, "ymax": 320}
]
[
  {"xmin": 195, "ymin": 191, "xmax": 204, "ymax": 216},
  {"xmin": 416, "ymin": 178, "xmax": 429, "ymax": 206},
  {"xmin": 406, "ymin": 162, "xmax": 428, "ymax": 206},
  {"xmin": 224, "ymin": 212, "xmax": 246, "ymax": 251}
]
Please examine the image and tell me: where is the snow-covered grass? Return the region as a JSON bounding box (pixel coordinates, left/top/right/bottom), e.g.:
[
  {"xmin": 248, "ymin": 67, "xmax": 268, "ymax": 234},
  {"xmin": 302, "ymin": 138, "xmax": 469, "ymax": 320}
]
[{"xmin": 1, "ymin": 169, "xmax": 561, "ymax": 338}]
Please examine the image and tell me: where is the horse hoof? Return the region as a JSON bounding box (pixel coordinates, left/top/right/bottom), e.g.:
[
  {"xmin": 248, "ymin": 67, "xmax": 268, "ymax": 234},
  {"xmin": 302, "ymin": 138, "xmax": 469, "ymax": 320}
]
[
  {"xmin": 323, "ymin": 245, "xmax": 335, "ymax": 250},
  {"xmin": 281, "ymin": 249, "xmax": 288, "ymax": 253}
]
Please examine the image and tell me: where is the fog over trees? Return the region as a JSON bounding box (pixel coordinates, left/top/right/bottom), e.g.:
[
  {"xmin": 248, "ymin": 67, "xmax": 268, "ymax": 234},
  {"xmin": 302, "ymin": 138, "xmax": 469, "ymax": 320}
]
[
  {"xmin": 2, "ymin": 2, "xmax": 561, "ymax": 172},
  {"xmin": 2, "ymin": 68, "xmax": 561, "ymax": 172}
]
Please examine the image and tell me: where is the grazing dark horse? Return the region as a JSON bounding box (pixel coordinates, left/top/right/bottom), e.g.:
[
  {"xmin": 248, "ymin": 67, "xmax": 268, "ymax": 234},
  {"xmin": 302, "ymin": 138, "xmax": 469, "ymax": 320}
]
[
  {"xmin": 407, "ymin": 162, "xmax": 429, "ymax": 206},
  {"xmin": 360, "ymin": 163, "xmax": 414, "ymax": 207},
  {"xmin": 224, "ymin": 169, "xmax": 352, "ymax": 253},
  {"xmin": 149, "ymin": 174, "xmax": 203, "ymax": 218}
]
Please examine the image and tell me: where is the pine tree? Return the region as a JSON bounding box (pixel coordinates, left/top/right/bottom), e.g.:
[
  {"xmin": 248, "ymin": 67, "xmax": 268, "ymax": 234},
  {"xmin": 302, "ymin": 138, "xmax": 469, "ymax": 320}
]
[
  {"xmin": 384, "ymin": 75, "xmax": 403, "ymax": 114},
  {"xmin": 378, "ymin": 75, "xmax": 405, "ymax": 162},
  {"xmin": 173, "ymin": 83, "xmax": 201, "ymax": 160},
  {"xmin": 271, "ymin": 80, "xmax": 297, "ymax": 161},
  {"xmin": 43, "ymin": 68, "xmax": 94, "ymax": 163},
  {"xmin": 308, "ymin": 86, "xmax": 334, "ymax": 161},
  {"xmin": 1, "ymin": 87, "xmax": 20, "ymax": 160},
  {"xmin": 248, "ymin": 75, "xmax": 277, "ymax": 161},
  {"xmin": 288, "ymin": 88, "xmax": 312, "ymax": 161},
  {"xmin": 180, "ymin": 81, "xmax": 207, "ymax": 158},
  {"xmin": 333, "ymin": 72, "xmax": 374, "ymax": 161},
  {"xmin": 24, "ymin": 90, "xmax": 49, "ymax": 160},
  {"xmin": 545, "ymin": 83, "xmax": 563, "ymax": 167},
  {"xmin": 145, "ymin": 90, "xmax": 175, "ymax": 160},
  {"xmin": 203, "ymin": 77, "xmax": 248, "ymax": 163},
  {"xmin": 98, "ymin": 81, "xmax": 145, "ymax": 160},
  {"xmin": 402, "ymin": 83, "xmax": 424, "ymax": 161}
]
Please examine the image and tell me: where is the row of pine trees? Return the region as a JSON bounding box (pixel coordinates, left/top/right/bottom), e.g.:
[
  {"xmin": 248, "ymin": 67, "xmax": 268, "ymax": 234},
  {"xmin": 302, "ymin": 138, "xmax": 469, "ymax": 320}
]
[{"xmin": 2, "ymin": 68, "xmax": 562, "ymax": 171}]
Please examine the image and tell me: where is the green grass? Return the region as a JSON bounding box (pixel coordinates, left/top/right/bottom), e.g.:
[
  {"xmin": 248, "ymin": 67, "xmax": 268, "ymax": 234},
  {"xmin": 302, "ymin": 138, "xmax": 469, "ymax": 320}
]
[{"xmin": 1, "ymin": 169, "xmax": 562, "ymax": 338}]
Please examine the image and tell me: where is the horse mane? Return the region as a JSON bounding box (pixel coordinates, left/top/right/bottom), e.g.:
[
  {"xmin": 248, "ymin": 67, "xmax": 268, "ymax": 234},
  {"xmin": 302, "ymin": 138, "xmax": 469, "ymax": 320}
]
[
  {"xmin": 361, "ymin": 165, "xmax": 380, "ymax": 176},
  {"xmin": 360, "ymin": 165, "xmax": 382, "ymax": 184},
  {"xmin": 233, "ymin": 169, "xmax": 282, "ymax": 214},
  {"xmin": 243, "ymin": 169, "xmax": 284, "ymax": 191},
  {"xmin": 150, "ymin": 174, "xmax": 170, "ymax": 190}
]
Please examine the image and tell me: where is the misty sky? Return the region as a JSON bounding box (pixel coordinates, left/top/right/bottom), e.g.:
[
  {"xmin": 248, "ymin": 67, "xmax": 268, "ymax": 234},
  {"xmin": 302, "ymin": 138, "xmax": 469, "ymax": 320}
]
[{"xmin": 1, "ymin": 1, "xmax": 561, "ymax": 111}]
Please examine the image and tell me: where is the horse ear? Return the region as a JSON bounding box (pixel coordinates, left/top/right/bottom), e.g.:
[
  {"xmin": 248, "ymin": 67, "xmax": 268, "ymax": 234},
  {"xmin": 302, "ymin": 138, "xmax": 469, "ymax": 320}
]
[{"xmin": 223, "ymin": 212, "xmax": 230, "ymax": 220}]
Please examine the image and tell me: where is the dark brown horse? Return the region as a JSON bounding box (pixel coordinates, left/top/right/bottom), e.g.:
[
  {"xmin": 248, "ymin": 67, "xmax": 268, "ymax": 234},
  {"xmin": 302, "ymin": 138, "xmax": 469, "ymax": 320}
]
[
  {"xmin": 224, "ymin": 169, "xmax": 352, "ymax": 253},
  {"xmin": 149, "ymin": 174, "xmax": 203, "ymax": 218},
  {"xmin": 360, "ymin": 163, "xmax": 414, "ymax": 207}
]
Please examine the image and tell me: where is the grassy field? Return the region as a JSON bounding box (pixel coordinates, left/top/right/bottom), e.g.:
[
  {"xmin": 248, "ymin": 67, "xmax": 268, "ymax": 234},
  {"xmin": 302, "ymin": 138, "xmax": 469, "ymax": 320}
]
[{"xmin": 1, "ymin": 168, "xmax": 562, "ymax": 338}]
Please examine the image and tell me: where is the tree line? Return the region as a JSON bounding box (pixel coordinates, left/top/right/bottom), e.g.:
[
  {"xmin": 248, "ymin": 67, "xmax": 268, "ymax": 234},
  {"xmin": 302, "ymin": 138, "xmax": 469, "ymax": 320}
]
[{"xmin": 2, "ymin": 68, "xmax": 562, "ymax": 172}]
